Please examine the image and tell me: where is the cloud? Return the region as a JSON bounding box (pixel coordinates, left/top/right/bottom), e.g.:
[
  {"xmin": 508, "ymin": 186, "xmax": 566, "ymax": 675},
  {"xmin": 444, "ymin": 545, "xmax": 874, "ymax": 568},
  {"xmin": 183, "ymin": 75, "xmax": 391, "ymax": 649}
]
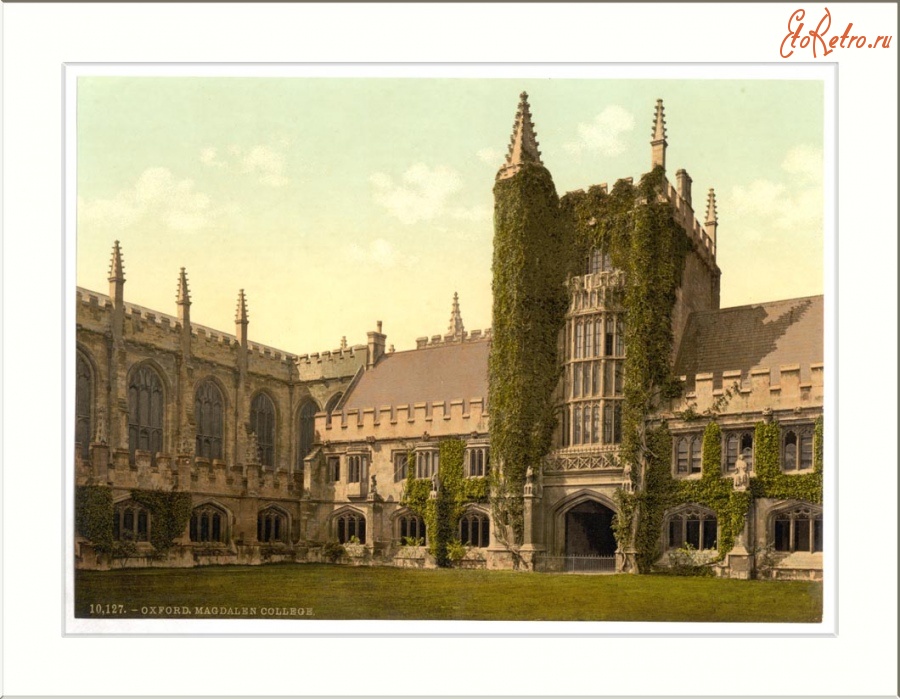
[
  {"xmin": 200, "ymin": 144, "xmax": 290, "ymax": 187},
  {"xmin": 563, "ymin": 106, "xmax": 635, "ymax": 157},
  {"xmin": 726, "ymin": 145, "xmax": 823, "ymax": 235},
  {"xmin": 78, "ymin": 167, "xmax": 218, "ymax": 233},
  {"xmin": 346, "ymin": 238, "xmax": 418, "ymax": 269},
  {"xmin": 477, "ymin": 147, "xmax": 504, "ymax": 166},
  {"xmin": 370, "ymin": 163, "xmax": 464, "ymax": 224}
]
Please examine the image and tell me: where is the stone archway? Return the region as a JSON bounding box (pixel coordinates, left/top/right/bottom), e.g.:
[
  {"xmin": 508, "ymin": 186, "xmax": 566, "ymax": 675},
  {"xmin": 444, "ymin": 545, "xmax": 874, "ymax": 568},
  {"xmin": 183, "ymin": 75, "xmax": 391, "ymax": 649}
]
[{"xmin": 565, "ymin": 500, "xmax": 617, "ymax": 556}]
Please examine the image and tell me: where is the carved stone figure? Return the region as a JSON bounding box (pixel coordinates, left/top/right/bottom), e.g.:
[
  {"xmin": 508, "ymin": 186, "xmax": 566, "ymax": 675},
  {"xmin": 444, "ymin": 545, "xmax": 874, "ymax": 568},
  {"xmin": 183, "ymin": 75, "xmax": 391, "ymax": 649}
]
[
  {"xmin": 733, "ymin": 455, "xmax": 749, "ymax": 491},
  {"xmin": 94, "ymin": 410, "xmax": 107, "ymax": 445}
]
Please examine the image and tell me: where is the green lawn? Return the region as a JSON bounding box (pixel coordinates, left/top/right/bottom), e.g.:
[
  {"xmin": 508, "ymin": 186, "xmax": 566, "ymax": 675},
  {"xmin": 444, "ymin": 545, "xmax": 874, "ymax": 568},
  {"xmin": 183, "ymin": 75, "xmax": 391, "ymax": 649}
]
[{"xmin": 76, "ymin": 564, "xmax": 822, "ymax": 623}]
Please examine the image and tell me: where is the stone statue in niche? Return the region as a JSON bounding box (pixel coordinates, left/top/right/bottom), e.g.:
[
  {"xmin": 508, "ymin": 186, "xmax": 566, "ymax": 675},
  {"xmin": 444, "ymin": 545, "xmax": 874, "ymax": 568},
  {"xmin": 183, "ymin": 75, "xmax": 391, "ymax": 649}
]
[{"xmin": 733, "ymin": 454, "xmax": 749, "ymax": 491}]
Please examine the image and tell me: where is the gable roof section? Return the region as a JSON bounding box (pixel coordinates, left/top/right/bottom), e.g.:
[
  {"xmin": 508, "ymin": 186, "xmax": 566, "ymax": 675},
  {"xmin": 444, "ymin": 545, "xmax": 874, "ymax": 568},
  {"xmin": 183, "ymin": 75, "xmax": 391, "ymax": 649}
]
[
  {"xmin": 674, "ymin": 295, "xmax": 823, "ymax": 385},
  {"xmin": 342, "ymin": 340, "xmax": 490, "ymax": 410}
]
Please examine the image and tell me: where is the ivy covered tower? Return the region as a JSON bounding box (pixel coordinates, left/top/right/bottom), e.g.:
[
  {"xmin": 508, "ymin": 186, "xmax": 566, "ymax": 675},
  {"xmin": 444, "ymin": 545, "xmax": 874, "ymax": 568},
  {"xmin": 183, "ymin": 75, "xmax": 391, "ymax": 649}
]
[{"xmin": 489, "ymin": 92, "xmax": 570, "ymax": 548}]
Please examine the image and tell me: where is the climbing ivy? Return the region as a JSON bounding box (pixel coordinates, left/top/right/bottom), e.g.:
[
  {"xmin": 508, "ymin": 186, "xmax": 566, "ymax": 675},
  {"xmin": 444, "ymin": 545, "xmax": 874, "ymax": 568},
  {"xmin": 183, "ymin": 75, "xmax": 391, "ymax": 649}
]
[
  {"xmin": 130, "ymin": 489, "xmax": 193, "ymax": 552},
  {"xmin": 401, "ymin": 439, "xmax": 488, "ymax": 567},
  {"xmin": 75, "ymin": 484, "xmax": 114, "ymax": 552},
  {"xmin": 749, "ymin": 417, "xmax": 823, "ymax": 503},
  {"xmin": 490, "ymin": 162, "xmax": 570, "ymax": 545}
]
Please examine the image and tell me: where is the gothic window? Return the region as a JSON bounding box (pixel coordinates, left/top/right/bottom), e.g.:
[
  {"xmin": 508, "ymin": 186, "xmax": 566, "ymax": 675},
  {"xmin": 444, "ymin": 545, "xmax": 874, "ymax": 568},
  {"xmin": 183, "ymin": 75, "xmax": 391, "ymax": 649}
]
[
  {"xmin": 335, "ymin": 512, "xmax": 366, "ymax": 544},
  {"xmin": 128, "ymin": 364, "xmax": 164, "ymax": 462},
  {"xmin": 582, "ymin": 362, "xmax": 591, "ymax": 397},
  {"xmin": 75, "ymin": 352, "xmax": 93, "ymax": 460},
  {"xmin": 582, "ymin": 407, "xmax": 591, "ymax": 445},
  {"xmin": 327, "ymin": 456, "xmax": 341, "ymax": 482},
  {"xmin": 675, "ymin": 435, "xmax": 702, "ymax": 475},
  {"xmin": 459, "ymin": 511, "xmax": 490, "ymax": 548},
  {"xmin": 614, "ymin": 361, "xmax": 624, "ymax": 395},
  {"xmin": 593, "ymin": 322, "xmax": 602, "ymax": 358},
  {"xmin": 113, "ymin": 501, "xmax": 150, "ymax": 542},
  {"xmin": 561, "ymin": 407, "xmax": 570, "ymax": 448},
  {"xmin": 250, "ymin": 393, "xmax": 276, "ymax": 467},
  {"xmin": 667, "ymin": 507, "xmax": 718, "ymax": 550},
  {"xmin": 782, "ymin": 427, "xmax": 814, "ymax": 472},
  {"xmin": 591, "ymin": 406, "xmax": 600, "ymax": 444},
  {"xmin": 584, "ymin": 320, "xmax": 593, "ymax": 357},
  {"xmin": 773, "ymin": 505, "xmax": 823, "ymax": 553},
  {"xmin": 347, "ymin": 454, "xmax": 367, "ymax": 483},
  {"xmin": 574, "ymin": 324, "xmax": 583, "ymax": 359},
  {"xmin": 257, "ymin": 507, "xmax": 288, "ymax": 544},
  {"xmin": 588, "ymin": 248, "xmax": 613, "ymax": 275},
  {"xmin": 602, "ymin": 403, "xmax": 621, "ymax": 444},
  {"xmin": 297, "ymin": 399, "xmax": 318, "ymax": 466},
  {"xmin": 591, "ymin": 361, "xmax": 600, "ymax": 395},
  {"xmin": 615, "ymin": 319, "xmax": 625, "ymax": 356},
  {"xmin": 603, "ymin": 361, "xmax": 614, "ymax": 397},
  {"xmin": 324, "ymin": 392, "xmax": 343, "ymax": 427},
  {"xmin": 724, "ymin": 432, "xmax": 754, "ymax": 473},
  {"xmin": 398, "ymin": 514, "xmax": 426, "ymax": 544},
  {"xmin": 466, "ymin": 446, "xmax": 490, "ymax": 477},
  {"xmin": 573, "ymin": 407, "xmax": 582, "ymax": 445},
  {"xmin": 194, "ymin": 380, "xmax": 224, "ymax": 460},
  {"xmin": 573, "ymin": 364, "xmax": 581, "ymax": 399},
  {"xmin": 393, "ymin": 452, "xmax": 409, "ymax": 482},
  {"xmin": 415, "ymin": 450, "xmax": 439, "ymax": 479},
  {"xmin": 605, "ymin": 317, "xmax": 614, "ymax": 356},
  {"xmin": 190, "ymin": 504, "xmax": 227, "ymax": 544}
]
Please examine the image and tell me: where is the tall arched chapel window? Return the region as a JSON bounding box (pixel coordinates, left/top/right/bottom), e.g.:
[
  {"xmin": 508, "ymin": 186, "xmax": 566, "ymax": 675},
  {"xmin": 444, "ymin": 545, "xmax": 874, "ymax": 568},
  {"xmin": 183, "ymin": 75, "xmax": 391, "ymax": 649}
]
[
  {"xmin": 250, "ymin": 393, "xmax": 276, "ymax": 467},
  {"xmin": 75, "ymin": 352, "xmax": 93, "ymax": 459},
  {"xmin": 195, "ymin": 380, "xmax": 224, "ymax": 460},
  {"xmin": 297, "ymin": 399, "xmax": 318, "ymax": 466},
  {"xmin": 128, "ymin": 364, "xmax": 164, "ymax": 462}
]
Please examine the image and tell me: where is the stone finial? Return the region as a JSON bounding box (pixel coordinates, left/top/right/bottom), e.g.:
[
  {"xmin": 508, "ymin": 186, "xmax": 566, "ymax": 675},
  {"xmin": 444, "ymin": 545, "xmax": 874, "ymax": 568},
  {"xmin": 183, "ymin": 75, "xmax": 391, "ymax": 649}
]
[
  {"xmin": 235, "ymin": 289, "xmax": 249, "ymax": 324},
  {"xmin": 496, "ymin": 91, "xmax": 543, "ymax": 181},
  {"xmin": 389, "ymin": 344, "xmax": 395, "ymax": 353},
  {"xmin": 94, "ymin": 410, "xmax": 107, "ymax": 445},
  {"xmin": 245, "ymin": 427, "xmax": 261, "ymax": 464},
  {"xmin": 705, "ymin": 188, "xmax": 718, "ymax": 246},
  {"xmin": 650, "ymin": 99, "xmax": 667, "ymax": 170},
  {"xmin": 447, "ymin": 291, "xmax": 465, "ymax": 338},
  {"xmin": 176, "ymin": 267, "xmax": 191, "ymax": 306},
  {"xmin": 108, "ymin": 240, "xmax": 125, "ymax": 283},
  {"xmin": 340, "ymin": 336, "xmax": 348, "ymax": 350}
]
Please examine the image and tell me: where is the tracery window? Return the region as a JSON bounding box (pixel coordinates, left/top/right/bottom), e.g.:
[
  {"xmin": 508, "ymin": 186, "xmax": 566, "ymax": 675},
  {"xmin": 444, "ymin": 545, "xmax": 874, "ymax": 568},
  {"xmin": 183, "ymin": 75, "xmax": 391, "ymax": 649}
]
[
  {"xmin": 398, "ymin": 514, "xmax": 426, "ymax": 544},
  {"xmin": 190, "ymin": 504, "xmax": 227, "ymax": 544},
  {"xmin": 327, "ymin": 456, "xmax": 341, "ymax": 482},
  {"xmin": 335, "ymin": 512, "xmax": 366, "ymax": 544},
  {"xmin": 459, "ymin": 511, "xmax": 490, "ymax": 548},
  {"xmin": 416, "ymin": 450, "xmax": 439, "ymax": 479},
  {"xmin": 128, "ymin": 364, "xmax": 164, "ymax": 462},
  {"xmin": 603, "ymin": 403, "xmax": 622, "ymax": 445},
  {"xmin": 724, "ymin": 432, "xmax": 754, "ymax": 473},
  {"xmin": 782, "ymin": 427, "xmax": 814, "ymax": 472},
  {"xmin": 773, "ymin": 505, "xmax": 823, "ymax": 553},
  {"xmin": 250, "ymin": 393, "xmax": 276, "ymax": 467},
  {"xmin": 113, "ymin": 501, "xmax": 150, "ymax": 542},
  {"xmin": 667, "ymin": 507, "xmax": 718, "ymax": 550},
  {"xmin": 76, "ymin": 352, "xmax": 93, "ymax": 459},
  {"xmin": 297, "ymin": 399, "xmax": 318, "ymax": 466},
  {"xmin": 675, "ymin": 435, "xmax": 702, "ymax": 475},
  {"xmin": 466, "ymin": 446, "xmax": 490, "ymax": 477},
  {"xmin": 257, "ymin": 507, "xmax": 288, "ymax": 544},
  {"xmin": 194, "ymin": 380, "xmax": 224, "ymax": 460},
  {"xmin": 347, "ymin": 453, "xmax": 367, "ymax": 483}
]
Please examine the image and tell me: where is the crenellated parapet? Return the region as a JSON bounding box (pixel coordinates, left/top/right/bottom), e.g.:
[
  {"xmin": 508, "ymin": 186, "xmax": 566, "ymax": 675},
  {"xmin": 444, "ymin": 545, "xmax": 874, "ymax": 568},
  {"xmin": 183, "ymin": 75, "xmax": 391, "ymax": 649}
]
[
  {"xmin": 660, "ymin": 179, "xmax": 717, "ymax": 267},
  {"xmin": 415, "ymin": 327, "xmax": 492, "ymax": 350},
  {"xmin": 668, "ymin": 363, "xmax": 824, "ymax": 417},
  {"xmin": 319, "ymin": 397, "xmax": 489, "ymax": 442}
]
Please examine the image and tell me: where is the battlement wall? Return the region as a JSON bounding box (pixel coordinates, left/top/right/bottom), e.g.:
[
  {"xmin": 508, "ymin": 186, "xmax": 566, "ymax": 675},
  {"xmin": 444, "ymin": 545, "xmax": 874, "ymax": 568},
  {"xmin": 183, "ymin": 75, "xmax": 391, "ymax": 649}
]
[
  {"xmin": 415, "ymin": 328, "xmax": 492, "ymax": 350},
  {"xmin": 669, "ymin": 363, "xmax": 824, "ymax": 416},
  {"xmin": 319, "ymin": 398, "xmax": 489, "ymax": 443}
]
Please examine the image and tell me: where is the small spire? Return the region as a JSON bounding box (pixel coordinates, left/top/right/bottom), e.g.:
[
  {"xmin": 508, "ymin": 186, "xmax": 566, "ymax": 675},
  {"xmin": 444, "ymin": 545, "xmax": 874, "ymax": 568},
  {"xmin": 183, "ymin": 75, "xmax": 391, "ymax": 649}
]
[
  {"xmin": 340, "ymin": 336, "xmax": 348, "ymax": 350},
  {"xmin": 176, "ymin": 267, "xmax": 191, "ymax": 306},
  {"xmin": 447, "ymin": 291, "xmax": 465, "ymax": 338},
  {"xmin": 650, "ymin": 99, "xmax": 667, "ymax": 170},
  {"xmin": 235, "ymin": 289, "xmax": 249, "ymax": 324},
  {"xmin": 496, "ymin": 91, "xmax": 543, "ymax": 180},
  {"xmin": 705, "ymin": 188, "xmax": 718, "ymax": 225},
  {"xmin": 108, "ymin": 240, "xmax": 125, "ymax": 282}
]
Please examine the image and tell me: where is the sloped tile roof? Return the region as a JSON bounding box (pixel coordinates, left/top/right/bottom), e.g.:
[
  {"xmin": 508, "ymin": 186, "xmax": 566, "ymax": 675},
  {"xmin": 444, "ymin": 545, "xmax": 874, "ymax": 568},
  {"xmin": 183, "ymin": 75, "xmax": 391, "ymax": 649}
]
[
  {"xmin": 343, "ymin": 340, "xmax": 490, "ymax": 410},
  {"xmin": 674, "ymin": 295, "xmax": 824, "ymax": 384}
]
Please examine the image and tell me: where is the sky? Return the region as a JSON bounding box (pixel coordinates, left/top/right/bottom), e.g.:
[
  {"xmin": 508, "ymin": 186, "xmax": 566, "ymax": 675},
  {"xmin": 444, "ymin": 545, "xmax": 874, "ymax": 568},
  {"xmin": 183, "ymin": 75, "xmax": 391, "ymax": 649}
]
[{"xmin": 76, "ymin": 76, "xmax": 824, "ymax": 354}]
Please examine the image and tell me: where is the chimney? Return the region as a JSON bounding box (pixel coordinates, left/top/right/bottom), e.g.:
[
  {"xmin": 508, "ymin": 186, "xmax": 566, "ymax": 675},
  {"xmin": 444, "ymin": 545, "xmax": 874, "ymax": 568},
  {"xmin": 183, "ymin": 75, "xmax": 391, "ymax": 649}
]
[{"xmin": 367, "ymin": 321, "xmax": 386, "ymax": 369}]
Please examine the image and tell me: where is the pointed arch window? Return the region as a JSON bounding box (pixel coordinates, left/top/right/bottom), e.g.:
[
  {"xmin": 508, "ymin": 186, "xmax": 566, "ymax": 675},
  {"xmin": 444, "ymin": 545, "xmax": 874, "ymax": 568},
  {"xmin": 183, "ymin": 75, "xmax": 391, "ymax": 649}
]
[
  {"xmin": 128, "ymin": 365, "xmax": 164, "ymax": 462},
  {"xmin": 459, "ymin": 511, "xmax": 490, "ymax": 548},
  {"xmin": 297, "ymin": 399, "xmax": 318, "ymax": 467},
  {"xmin": 398, "ymin": 514, "xmax": 426, "ymax": 544},
  {"xmin": 774, "ymin": 505, "xmax": 822, "ymax": 553},
  {"xmin": 667, "ymin": 506, "xmax": 718, "ymax": 550},
  {"xmin": 257, "ymin": 507, "xmax": 288, "ymax": 544},
  {"xmin": 113, "ymin": 501, "xmax": 151, "ymax": 542},
  {"xmin": 75, "ymin": 352, "xmax": 93, "ymax": 459},
  {"xmin": 194, "ymin": 380, "xmax": 224, "ymax": 460},
  {"xmin": 335, "ymin": 512, "xmax": 366, "ymax": 544},
  {"xmin": 782, "ymin": 427, "xmax": 814, "ymax": 472},
  {"xmin": 190, "ymin": 504, "xmax": 227, "ymax": 544},
  {"xmin": 250, "ymin": 393, "xmax": 276, "ymax": 467}
]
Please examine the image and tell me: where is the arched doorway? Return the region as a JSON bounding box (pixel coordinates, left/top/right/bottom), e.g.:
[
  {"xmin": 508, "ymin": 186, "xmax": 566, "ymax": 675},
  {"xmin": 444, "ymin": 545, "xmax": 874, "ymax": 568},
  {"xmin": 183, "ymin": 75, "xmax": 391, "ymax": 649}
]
[{"xmin": 565, "ymin": 500, "xmax": 616, "ymax": 556}]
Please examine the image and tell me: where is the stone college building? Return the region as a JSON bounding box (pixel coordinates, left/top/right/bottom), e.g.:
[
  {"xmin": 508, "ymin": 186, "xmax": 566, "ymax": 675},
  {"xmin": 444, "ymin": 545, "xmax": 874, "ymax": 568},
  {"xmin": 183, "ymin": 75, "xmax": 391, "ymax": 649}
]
[{"xmin": 74, "ymin": 94, "xmax": 823, "ymax": 580}]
